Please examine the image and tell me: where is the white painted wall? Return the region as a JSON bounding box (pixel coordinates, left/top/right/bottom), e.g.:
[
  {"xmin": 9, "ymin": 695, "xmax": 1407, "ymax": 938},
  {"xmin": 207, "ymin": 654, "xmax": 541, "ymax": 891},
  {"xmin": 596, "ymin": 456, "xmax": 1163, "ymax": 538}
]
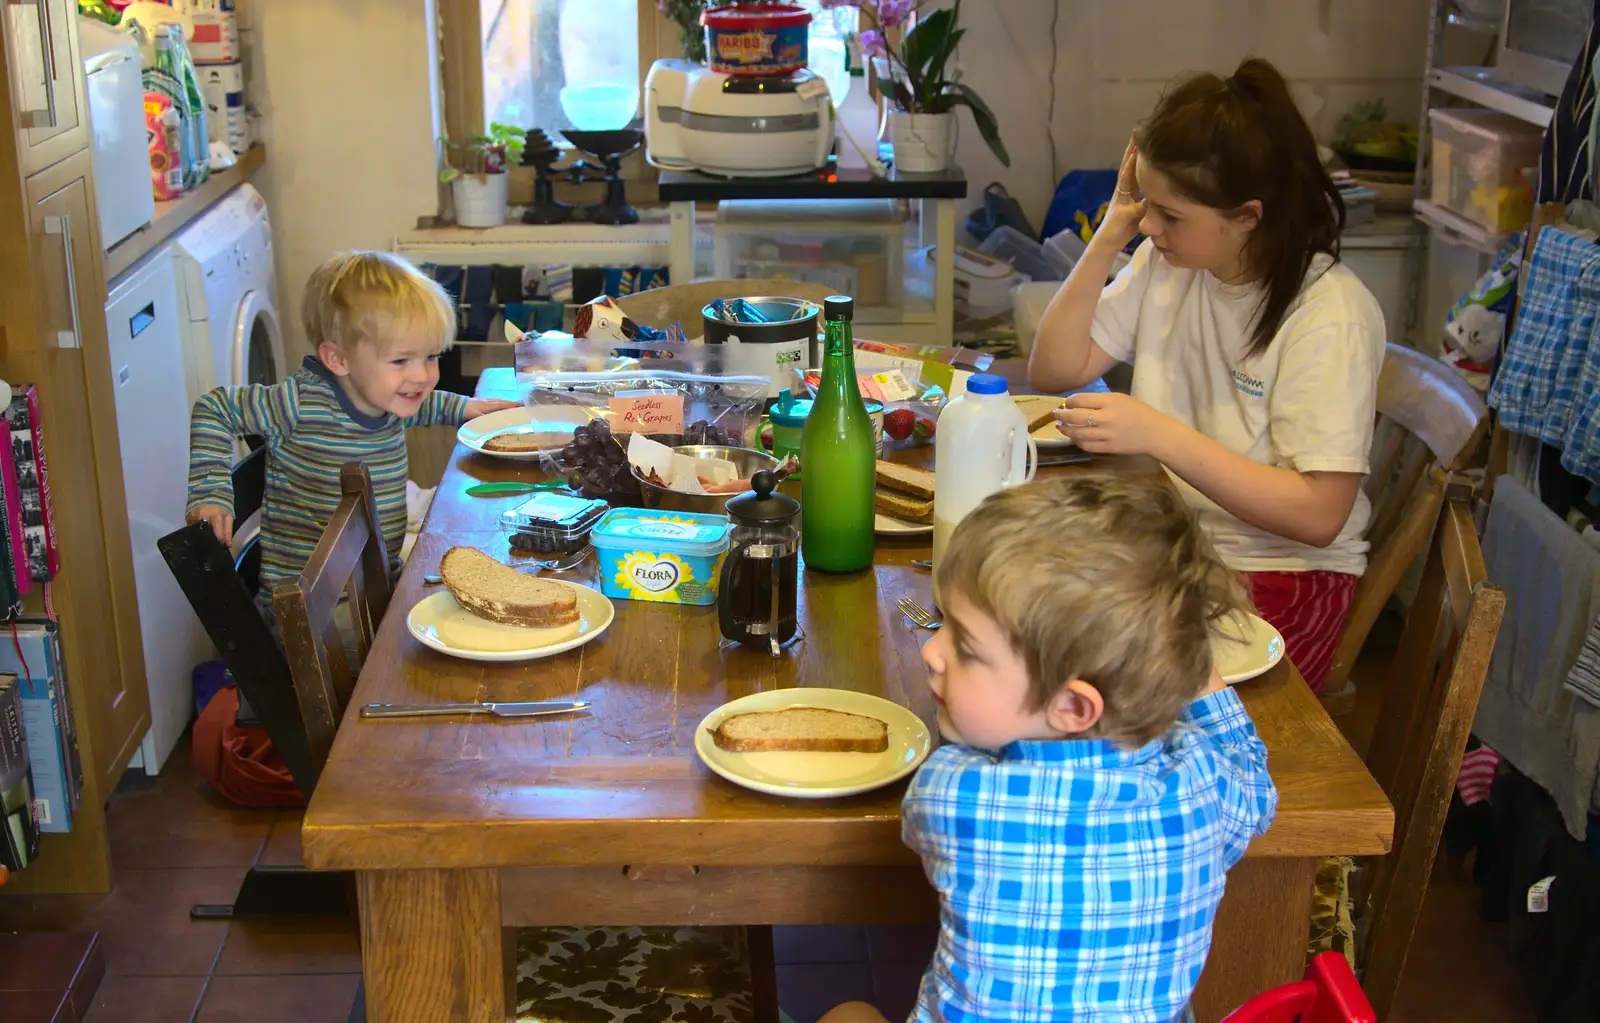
[
  {"xmin": 950, "ymin": 0, "xmax": 1430, "ymax": 229},
  {"xmin": 238, "ymin": 0, "xmax": 443, "ymax": 361}
]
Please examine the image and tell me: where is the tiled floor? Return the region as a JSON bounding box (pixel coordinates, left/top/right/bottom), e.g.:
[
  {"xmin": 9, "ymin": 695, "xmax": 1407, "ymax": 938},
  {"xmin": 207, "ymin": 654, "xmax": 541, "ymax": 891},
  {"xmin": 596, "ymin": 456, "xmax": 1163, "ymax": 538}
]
[{"xmin": 0, "ymin": 629, "xmax": 1542, "ymax": 1021}]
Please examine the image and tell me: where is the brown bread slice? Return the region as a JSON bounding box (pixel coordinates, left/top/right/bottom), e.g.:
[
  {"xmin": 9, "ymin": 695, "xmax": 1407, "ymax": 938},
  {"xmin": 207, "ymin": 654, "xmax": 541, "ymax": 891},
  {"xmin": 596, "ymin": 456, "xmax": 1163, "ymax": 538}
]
[
  {"xmin": 483, "ymin": 429, "xmax": 573, "ymax": 452},
  {"xmin": 875, "ymin": 489, "xmax": 933, "ymax": 523},
  {"xmin": 711, "ymin": 706, "xmax": 889, "ymax": 753},
  {"xmin": 439, "ymin": 547, "xmax": 580, "ymax": 628},
  {"xmin": 874, "ymin": 460, "xmax": 935, "ymax": 501},
  {"xmin": 1013, "ymin": 394, "xmax": 1067, "ymax": 433}
]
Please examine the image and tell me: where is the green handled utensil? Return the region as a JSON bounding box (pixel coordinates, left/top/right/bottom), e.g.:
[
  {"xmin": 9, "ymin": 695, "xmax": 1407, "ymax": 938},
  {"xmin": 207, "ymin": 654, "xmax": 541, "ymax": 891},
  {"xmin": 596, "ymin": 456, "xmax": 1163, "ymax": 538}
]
[{"xmin": 464, "ymin": 480, "xmax": 565, "ymax": 498}]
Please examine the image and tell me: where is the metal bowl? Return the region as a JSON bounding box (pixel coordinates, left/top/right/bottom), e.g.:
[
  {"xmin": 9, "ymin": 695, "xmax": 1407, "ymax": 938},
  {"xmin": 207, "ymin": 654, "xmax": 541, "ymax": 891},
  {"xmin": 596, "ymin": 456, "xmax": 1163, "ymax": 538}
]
[{"xmin": 633, "ymin": 445, "xmax": 781, "ymax": 515}]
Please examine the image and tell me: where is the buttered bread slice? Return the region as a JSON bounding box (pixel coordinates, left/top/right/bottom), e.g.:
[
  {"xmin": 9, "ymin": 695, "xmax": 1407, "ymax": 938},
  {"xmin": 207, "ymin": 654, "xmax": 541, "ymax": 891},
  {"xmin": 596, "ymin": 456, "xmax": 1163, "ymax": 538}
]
[
  {"xmin": 712, "ymin": 706, "xmax": 889, "ymax": 753},
  {"xmin": 439, "ymin": 546, "xmax": 580, "ymax": 628}
]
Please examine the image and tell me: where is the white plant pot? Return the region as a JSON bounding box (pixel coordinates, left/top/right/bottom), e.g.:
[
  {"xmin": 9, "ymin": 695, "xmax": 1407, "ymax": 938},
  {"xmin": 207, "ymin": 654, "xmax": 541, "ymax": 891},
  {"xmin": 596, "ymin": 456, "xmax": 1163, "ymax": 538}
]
[
  {"xmin": 451, "ymin": 173, "xmax": 508, "ymax": 228},
  {"xmin": 889, "ymin": 112, "xmax": 954, "ymax": 173}
]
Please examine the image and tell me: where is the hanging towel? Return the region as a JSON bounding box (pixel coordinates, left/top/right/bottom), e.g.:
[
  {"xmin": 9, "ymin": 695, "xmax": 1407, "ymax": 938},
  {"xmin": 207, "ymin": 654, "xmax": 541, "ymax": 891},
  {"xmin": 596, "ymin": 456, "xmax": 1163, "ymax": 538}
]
[
  {"xmin": 1559, "ymin": 309, "xmax": 1600, "ymax": 483},
  {"xmin": 1567, "ymin": 618, "xmax": 1600, "ymax": 708},
  {"xmin": 1536, "ymin": 0, "xmax": 1600, "ymax": 204},
  {"xmin": 1489, "ymin": 227, "xmax": 1600, "ymax": 449},
  {"xmin": 1473, "ymin": 476, "xmax": 1600, "ymax": 840}
]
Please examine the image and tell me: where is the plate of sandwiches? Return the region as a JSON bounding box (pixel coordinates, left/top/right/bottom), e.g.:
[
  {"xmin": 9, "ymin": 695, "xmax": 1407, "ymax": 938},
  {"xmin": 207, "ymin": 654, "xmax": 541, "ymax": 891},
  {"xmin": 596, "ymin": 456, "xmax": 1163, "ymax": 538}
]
[
  {"xmin": 694, "ymin": 687, "xmax": 934, "ymax": 798},
  {"xmin": 457, "ymin": 405, "xmax": 596, "ymax": 461},
  {"xmin": 408, "ymin": 547, "xmax": 614, "ymax": 662},
  {"xmin": 1014, "ymin": 394, "xmax": 1077, "ymax": 450},
  {"xmin": 875, "ymin": 461, "xmax": 935, "ymax": 535}
]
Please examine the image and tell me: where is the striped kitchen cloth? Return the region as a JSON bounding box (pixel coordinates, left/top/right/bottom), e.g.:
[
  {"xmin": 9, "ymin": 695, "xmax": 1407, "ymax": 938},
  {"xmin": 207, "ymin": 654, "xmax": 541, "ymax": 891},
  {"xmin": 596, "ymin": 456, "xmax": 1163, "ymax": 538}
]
[{"xmin": 1565, "ymin": 615, "xmax": 1600, "ymax": 707}]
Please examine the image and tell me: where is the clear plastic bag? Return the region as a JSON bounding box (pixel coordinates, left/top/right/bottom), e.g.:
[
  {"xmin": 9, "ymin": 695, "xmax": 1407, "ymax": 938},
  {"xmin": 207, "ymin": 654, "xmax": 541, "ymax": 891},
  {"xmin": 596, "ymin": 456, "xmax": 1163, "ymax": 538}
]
[{"xmin": 520, "ymin": 357, "xmax": 770, "ymax": 504}]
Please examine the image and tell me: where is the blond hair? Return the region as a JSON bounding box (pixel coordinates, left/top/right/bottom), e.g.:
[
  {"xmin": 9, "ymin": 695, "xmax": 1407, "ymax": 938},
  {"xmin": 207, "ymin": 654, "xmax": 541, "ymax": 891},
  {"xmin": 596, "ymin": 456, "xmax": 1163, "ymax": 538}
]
[
  {"xmin": 938, "ymin": 475, "xmax": 1249, "ymax": 747},
  {"xmin": 301, "ymin": 251, "xmax": 455, "ymax": 353}
]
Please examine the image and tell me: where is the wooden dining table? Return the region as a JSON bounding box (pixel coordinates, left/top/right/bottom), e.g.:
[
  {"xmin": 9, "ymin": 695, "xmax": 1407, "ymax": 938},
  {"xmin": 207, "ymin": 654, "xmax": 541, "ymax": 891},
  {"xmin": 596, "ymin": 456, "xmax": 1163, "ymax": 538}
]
[{"xmin": 303, "ymin": 367, "xmax": 1394, "ymax": 1023}]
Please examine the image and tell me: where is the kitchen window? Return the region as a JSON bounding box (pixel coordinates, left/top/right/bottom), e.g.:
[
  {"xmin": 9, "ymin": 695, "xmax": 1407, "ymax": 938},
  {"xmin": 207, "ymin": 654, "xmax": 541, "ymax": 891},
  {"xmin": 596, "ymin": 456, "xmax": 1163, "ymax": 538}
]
[{"xmin": 443, "ymin": 0, "xmax": 857, "ymax": 141}]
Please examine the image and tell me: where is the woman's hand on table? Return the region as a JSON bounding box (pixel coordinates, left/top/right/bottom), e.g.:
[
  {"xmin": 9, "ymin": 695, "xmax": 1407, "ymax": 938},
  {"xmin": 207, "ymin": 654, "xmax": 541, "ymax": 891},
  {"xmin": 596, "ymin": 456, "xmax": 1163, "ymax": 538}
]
[
  {"xmin": 464, "ymin": 398, "xmax": 521, "ymax": 419},
  {"xmin": 1054, "ymin": 392, "xmax": 1186, "ymax": 458}
]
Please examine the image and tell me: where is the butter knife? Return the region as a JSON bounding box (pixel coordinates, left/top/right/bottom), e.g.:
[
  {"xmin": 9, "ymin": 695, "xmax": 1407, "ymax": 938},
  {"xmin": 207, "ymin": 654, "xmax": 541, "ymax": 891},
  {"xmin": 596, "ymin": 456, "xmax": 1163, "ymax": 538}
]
[{"xmin": 360, "ymin": 700, "xmax": 591, "ymax": 720}]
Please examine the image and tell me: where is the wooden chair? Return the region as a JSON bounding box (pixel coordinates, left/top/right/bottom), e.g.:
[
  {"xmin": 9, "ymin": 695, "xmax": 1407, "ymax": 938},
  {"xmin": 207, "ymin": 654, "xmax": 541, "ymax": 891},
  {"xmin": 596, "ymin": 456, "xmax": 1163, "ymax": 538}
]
[
  {"xmin": 613, "ymin": 277, "xmax": 842, "ymax": 336},
  {"xmin": 1322, "ymin": 344, "xmax": 1488, "ymax": 696},
  {"xmin": 1353, "ymin": 484, "xmax": 1506, "ymax": 1017},
  {"xmin": 271, "ymin": 463, "xmax": 392, "ymax": 769},
  {"xmin": 272, "ymin": 464, "xmax": 778, "ymax": 1023}
]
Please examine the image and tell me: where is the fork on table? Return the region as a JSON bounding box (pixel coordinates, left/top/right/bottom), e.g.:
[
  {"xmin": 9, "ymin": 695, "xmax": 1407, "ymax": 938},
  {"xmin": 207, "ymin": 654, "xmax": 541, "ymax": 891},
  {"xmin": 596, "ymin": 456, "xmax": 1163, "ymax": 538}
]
[{"xmin": 896, "ymin": 597, "xmax": 942, "ymax": 630}]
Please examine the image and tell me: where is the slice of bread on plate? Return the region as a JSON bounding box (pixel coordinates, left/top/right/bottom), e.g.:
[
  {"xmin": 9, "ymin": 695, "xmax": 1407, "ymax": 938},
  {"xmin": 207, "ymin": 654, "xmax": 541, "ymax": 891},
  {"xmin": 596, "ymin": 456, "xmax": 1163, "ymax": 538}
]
[
  {"xmin": 1013, "ymin": 394, "xmax": 1067, "ymax": 433},
  {"xmin": 440, "ymin": 546, "xmax": 580, "ymax": 628},
  {"xmin": 483, "ymin": 429, "xmax": 572, "ymax": 452},
  {"xmin": 712, "ymin": 706, "xmax": 889, "ymax": 753},
  {"xmin": 875, "ymin": 461, "xmax": 935, "ymax": 500},
  {"xmin": 876, "ymin": 489, "xmax": 933, "ymax": 523}
]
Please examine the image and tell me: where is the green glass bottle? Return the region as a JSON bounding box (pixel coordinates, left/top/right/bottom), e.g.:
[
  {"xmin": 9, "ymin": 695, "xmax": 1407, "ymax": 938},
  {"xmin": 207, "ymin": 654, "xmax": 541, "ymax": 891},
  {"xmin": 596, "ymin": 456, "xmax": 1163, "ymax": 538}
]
[{"xmin": 801, "ymin": 296, "xmax": 876, "ymax": 572}]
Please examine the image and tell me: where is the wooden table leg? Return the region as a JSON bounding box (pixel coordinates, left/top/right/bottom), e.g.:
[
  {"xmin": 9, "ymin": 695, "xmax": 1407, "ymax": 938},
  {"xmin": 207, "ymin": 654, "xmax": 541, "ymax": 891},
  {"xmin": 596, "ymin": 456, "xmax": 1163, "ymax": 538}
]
[
  {"xmin": 358, "ymin": 868, "xmax": 506, "ymax": 1023},
  {"xmin": 1191, "ymin": 857, "xmax": 1315, "ymax": 1023}
]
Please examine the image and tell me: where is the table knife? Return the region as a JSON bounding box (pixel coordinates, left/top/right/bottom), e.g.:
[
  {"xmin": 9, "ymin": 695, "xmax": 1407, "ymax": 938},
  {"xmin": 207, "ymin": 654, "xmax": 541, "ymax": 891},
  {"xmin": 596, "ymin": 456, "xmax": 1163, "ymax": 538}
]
[{"xmin": 360, "ymin": 700, "xmax": 591, "ymax": 720}]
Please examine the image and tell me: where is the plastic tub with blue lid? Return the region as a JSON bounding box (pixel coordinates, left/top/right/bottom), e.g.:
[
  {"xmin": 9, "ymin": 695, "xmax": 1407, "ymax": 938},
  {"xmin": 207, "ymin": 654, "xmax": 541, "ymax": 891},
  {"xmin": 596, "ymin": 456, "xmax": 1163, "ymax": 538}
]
[{"xmin": 591, "ymin": 508, "xmax": 732, "ymax": 605}]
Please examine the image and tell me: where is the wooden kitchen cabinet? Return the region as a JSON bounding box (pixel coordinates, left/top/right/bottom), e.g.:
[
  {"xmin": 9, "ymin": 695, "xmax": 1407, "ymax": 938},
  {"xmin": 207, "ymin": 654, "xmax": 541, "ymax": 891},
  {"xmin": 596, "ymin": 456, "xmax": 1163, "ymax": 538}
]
[
  {"xmin": 24, "ymin": 153, "xmax": 149, "ymax": 794},
  {"xmin": 0, "ymin": 11, "xmax": 148, "ymax": 894},
  {"xmin": 4, "ymin": 0, "xmax": 87, "ymax": 177}
]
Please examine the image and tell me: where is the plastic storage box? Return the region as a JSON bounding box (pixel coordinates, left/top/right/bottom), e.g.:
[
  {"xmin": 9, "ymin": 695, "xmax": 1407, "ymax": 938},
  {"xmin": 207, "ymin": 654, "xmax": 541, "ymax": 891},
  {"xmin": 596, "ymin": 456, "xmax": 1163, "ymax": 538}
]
[
  {"xmin": 714, "ymin": 199, "xmax": 904, "ymax": 307},
  {"xmin": 1428, "ymin": 108, "xmax": 1542, "ymax": 234},
  {"xmin": 977, "ymin": 225, "xmax": 1074, "ymax": 284}
]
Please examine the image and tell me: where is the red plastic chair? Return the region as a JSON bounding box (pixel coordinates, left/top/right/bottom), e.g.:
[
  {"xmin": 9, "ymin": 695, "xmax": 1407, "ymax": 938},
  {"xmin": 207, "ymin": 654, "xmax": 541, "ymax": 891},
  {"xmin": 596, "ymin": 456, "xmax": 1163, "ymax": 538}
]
[{"xmin": 1220, "ymin": 952, "xmax": 1377, "ymax": 1023}]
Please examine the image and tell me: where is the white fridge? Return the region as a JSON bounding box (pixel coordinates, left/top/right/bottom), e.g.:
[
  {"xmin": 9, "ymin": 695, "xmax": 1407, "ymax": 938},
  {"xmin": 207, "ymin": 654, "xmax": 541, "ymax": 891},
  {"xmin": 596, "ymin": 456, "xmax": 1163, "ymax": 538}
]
[{"xmin": 105, "ymin": 249, "xmax": 214, "ymax": 774}]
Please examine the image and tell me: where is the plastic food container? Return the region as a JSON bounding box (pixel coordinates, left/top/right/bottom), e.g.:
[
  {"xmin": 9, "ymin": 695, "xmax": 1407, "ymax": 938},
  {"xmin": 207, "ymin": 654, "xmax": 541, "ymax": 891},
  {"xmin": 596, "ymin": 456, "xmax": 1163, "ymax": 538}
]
[
  {"xmin": 499, "ymin": 492, "xmax": 610, "ymax": 554},
  {"xmin": 702, "ymin": 4, "xmax": 812, "ymax": 76},
  {"xmin": 591, "ymin": 508, "xmax": 732, "ymax": 605},
  {"xmin": 1428, "ymin": 108, "xmax": 1542, "ymax": 234}
]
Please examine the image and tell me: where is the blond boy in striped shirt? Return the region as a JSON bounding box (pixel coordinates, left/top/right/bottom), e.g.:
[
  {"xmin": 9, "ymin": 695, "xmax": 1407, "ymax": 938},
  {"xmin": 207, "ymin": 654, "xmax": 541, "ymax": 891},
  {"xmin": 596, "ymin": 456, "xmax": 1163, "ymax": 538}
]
[{"xmin": 185, "ymin": 251, "xmax": 516, "ymax": 633}]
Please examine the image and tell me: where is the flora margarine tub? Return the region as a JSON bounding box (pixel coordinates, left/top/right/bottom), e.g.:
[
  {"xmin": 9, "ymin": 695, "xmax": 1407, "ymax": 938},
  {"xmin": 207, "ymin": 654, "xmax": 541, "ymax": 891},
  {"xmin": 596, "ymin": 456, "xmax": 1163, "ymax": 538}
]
[{"xmin": 591, "ymin": 508, "xmax": 731, "ymax": 605}]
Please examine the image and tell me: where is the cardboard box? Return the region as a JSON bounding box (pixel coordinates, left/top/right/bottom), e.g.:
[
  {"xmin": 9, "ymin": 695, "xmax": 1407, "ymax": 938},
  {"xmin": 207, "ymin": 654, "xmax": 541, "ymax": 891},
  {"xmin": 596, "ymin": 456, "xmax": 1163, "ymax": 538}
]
[{"xmin": 173, "ymin": 0, "xmax": 241, "ymax": 64}]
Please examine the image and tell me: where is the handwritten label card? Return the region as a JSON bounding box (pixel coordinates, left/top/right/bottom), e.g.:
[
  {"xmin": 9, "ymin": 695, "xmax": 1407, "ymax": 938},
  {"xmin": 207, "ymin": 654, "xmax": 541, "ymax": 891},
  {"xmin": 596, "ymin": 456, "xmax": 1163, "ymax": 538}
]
[{"xmin": 609, "ymin": 389, "xmax": 684, "ymax": 434}]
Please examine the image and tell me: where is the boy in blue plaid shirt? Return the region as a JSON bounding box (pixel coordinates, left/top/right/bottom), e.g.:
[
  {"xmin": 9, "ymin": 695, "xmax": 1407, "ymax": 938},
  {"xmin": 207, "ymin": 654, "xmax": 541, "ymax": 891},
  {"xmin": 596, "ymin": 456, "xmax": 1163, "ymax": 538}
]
[{"xmin": 825, "ymin": 476, "xmax": 1278, "ymax": 1023}]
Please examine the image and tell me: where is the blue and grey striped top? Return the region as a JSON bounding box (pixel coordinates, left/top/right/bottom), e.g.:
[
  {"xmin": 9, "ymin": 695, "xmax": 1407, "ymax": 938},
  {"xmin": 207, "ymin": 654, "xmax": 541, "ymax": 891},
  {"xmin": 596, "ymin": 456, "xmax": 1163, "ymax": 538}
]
[{"xmin": 187, "ymin": 355, "xmax": 469, "ymax": 594}]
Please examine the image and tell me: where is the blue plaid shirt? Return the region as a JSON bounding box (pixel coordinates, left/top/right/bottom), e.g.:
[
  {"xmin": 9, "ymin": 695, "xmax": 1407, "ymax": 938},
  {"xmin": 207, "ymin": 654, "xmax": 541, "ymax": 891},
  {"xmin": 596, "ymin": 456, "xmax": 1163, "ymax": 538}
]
[{"xmin": 903, "ymin": 689, "xmax": 1277, "ymax": 1023}]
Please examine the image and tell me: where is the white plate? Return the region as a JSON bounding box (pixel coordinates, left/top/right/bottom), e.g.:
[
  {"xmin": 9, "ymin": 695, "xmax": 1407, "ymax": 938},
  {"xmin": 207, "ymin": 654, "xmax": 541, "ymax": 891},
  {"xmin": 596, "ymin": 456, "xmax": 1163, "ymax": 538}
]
[
  {"xmin": 456, "ymin": 405, "xmax": 597, "ymax": 462},
  {"xmin": 407, "ymin": 583, "xmax": 614, "ymax": 662},
  {"xmin": 875, "ymin": 512, "xmax": 933, "ymax": 536},
  {"xmin": 694, "ymin": 688, "xmax": 934, "ymax": 799},
  {"xmin": 1211, "ymin": 611, "xmax": 1285, "ymax": 685},
  {"xmin": 1032, "ymin": 417, "xmax": 1079, "ymax": 450}
]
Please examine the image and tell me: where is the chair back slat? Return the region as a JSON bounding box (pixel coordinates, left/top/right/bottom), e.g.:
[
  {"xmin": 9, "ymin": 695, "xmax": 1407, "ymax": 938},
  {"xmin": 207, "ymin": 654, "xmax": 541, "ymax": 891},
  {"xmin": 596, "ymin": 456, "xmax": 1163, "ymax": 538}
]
[
  {"xmin": 272, "ymin": 463, "xmax": 393, "ymax": 772},
  {"xmin": 1322, "ymin": 345, "xmax": 1487, "ymax": 694},
  {"xmin": 1356, "ymin": 498, "xmax": 1505, "ymax": 1018}
]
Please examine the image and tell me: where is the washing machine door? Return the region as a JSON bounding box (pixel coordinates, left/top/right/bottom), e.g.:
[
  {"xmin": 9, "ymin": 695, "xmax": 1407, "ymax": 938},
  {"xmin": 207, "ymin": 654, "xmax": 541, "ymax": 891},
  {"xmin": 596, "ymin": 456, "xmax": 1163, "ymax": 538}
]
[{"xmin": 232, "ymin": 290, "xmax": 285, "ymax": 388}]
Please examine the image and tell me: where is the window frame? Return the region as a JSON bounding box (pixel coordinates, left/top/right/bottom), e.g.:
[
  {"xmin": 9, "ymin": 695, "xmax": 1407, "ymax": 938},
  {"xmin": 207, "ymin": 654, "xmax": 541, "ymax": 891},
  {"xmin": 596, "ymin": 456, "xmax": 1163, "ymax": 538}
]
[{"xmin": 437, "ymin": 0, "xmax": 675, "ymax": 147}]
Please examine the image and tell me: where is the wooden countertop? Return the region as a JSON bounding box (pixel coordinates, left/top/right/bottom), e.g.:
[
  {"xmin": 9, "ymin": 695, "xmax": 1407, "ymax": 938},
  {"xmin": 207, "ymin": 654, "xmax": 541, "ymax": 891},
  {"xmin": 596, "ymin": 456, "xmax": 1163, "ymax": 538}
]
[
  {"xmin": 104, "ymin": 145, "xmax": 265, "ymax": 285},
  {"xmin": 301, "ymin": 367, "xmax": 1392, "ymax": 872}
]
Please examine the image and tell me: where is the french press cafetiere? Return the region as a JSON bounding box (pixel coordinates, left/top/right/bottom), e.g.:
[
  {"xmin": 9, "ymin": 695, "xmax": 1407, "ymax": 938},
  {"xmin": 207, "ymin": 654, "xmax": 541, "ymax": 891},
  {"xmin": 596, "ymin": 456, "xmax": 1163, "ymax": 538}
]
[{"xmin": 717, "ymin": 470, "xmax": 800, "ymax": 656}]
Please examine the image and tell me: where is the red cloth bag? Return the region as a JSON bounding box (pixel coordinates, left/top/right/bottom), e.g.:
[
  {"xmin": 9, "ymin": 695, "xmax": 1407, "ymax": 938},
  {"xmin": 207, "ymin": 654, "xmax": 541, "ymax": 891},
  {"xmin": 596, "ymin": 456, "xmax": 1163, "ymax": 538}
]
[{"xmin": 191, "ymin": 685, "xmax": 306, "ymax": 808}]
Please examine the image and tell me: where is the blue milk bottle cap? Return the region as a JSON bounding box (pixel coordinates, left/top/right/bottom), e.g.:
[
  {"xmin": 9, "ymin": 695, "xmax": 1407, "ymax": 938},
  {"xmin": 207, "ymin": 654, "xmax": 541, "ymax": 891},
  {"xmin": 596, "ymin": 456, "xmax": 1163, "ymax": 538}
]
[{"xmin": 966, "ymin": 373, "xmax": 1008, "ymax": 395}]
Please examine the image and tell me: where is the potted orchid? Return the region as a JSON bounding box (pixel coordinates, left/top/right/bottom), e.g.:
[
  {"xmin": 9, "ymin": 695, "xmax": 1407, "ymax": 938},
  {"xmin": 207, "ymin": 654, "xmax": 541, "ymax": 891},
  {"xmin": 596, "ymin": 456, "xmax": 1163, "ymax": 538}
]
[{"xmin": 825, "ymin": 0, "xmax": 1007, "ymax": 173}]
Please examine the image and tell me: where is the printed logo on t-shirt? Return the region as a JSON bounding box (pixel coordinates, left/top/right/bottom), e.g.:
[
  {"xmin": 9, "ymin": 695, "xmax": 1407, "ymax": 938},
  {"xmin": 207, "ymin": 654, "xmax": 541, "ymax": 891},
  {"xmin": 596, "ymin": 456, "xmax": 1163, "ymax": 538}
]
[{"xmin": 1230, "ymin": 368, "xmax": 1266, "ymax": 398}]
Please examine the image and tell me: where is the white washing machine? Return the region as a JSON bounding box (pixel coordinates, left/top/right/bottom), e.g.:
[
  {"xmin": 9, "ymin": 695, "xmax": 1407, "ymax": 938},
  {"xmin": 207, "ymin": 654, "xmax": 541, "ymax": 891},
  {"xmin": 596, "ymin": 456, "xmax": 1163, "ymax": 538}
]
[
  {"xmin": 104, "ymin": 248, "xmax": 215, "ymax": 775},
  {"xmin": 170, "ymin": 183, "xmax": 286, "ymax": 405}
]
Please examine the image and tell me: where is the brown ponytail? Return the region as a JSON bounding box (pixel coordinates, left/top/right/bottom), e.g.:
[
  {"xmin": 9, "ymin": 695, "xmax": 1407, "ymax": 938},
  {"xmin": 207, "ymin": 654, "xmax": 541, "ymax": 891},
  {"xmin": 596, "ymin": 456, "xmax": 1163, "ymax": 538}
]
[{"xmin": 1135, "ymin": 58, "xmax": 1344, "ymax": 357}]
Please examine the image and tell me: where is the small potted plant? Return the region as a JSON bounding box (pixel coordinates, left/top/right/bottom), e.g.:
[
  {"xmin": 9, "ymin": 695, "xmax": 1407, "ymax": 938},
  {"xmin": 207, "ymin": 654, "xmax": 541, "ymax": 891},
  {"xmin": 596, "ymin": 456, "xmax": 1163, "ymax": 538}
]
[
  {"xmin": 840, "ymin": 0, "xmax": 1007, "ymax": 173},
  {"xmin": 439, "ymin": 123, "xmax": 526, "ymax": 228}
]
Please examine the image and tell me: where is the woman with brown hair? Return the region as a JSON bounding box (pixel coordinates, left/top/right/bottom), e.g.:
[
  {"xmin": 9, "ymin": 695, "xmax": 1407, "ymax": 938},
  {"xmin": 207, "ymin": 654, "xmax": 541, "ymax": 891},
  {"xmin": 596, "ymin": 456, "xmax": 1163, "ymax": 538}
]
[{"xmin": 1028, "ymin": 58, "xmax": 1386, "ymax": 694}]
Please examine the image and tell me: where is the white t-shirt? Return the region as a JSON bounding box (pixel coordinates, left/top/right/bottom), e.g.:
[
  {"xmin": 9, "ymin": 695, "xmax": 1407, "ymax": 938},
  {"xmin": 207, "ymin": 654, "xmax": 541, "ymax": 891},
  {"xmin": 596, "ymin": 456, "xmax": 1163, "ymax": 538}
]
[{"xmin": 1091, "ymin": 239, "xmax": 1386, "ymax": 576}]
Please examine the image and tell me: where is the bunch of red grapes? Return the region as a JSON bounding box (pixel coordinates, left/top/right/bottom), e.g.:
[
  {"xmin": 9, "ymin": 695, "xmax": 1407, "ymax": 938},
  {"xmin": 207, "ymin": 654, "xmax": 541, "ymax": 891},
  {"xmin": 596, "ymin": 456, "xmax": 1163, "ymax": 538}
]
[{"xmin": 557, "ymin": 418, "xmax": 733, "ymax": 501}]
